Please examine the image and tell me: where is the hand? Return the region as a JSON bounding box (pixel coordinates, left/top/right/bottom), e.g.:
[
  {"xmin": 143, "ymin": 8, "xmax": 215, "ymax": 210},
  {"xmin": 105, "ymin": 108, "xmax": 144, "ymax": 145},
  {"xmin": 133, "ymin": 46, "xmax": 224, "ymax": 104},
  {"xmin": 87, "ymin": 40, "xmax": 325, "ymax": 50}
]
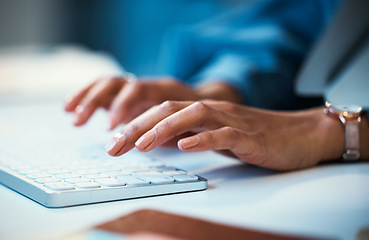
[
  {"xmin": 64, "ymin": 76, "xmax": 200, "ymax": 130},
  {"xmin": 105, "ymin": 100, "xmax": 345, "ymax": 170},
  {"xmin": 64, "ymin": 74, "xmax": 242, "ymax": 130}
]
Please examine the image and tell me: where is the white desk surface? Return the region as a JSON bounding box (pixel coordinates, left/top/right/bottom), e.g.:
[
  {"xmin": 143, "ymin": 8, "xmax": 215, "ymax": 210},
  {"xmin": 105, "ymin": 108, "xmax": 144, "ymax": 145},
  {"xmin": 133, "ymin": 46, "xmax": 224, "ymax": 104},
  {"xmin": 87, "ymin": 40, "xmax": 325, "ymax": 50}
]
[
  {"xmin": 0, "ymin": 46, "xmax": 368, "ymax": 240},
  {"xmin": 1, "ymin": 144, "xmax": 369, "ymax": 240}
]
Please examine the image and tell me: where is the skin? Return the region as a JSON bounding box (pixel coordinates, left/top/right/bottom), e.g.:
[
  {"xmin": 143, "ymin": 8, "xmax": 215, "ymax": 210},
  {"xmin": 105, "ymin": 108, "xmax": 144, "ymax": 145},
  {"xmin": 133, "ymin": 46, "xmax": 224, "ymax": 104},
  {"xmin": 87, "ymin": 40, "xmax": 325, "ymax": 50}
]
[
  {"xmin": 64, "ymin": 76, "xmax": 241, "ymax": 130},
  {"xmin": 65, "ymin": 76, "xmax": 369, "ymax": 171},
  {"xmin": 104, "ymin": 100, "xmax": 348, "ymax": 171}
]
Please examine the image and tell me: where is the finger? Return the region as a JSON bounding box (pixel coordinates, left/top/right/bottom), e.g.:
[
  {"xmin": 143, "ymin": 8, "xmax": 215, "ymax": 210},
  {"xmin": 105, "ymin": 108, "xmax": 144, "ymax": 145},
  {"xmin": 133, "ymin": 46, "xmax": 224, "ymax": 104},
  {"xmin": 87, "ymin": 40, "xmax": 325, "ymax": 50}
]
[
  {"xmin": 74, "ymin": 78, "xmax": 124, "ymax": 126},
  {"xmin": 105, "ymin": 101, "xmax": 193, "ymax": 156},
  {"xmin": 108, "ymin": 80, "xmax": 171, "ymax": 130},
  {"xmin": 64, "ymin": 80, "xmax": 97, "ymax": 112},
  {"xmin": 134, "ymin": 101, "xmax": 231, "ymax": 152},
  {"xmin": 200, "ymin": 99, "xmax": 278, "ymax": 120},
  {"xmin": 177, "ymin": 127, "xmax": 256, "ymax": 157},
  {"xmin": 108, "ymin": 81, "xmax": 151, "ymax": 130},
  {"xmin": 108, "ymin": 79, "xmax": 199, "ymax": 130},
  {"xmin": 159, "ymin": 132, "xmax": 195, "ymax": 148}
]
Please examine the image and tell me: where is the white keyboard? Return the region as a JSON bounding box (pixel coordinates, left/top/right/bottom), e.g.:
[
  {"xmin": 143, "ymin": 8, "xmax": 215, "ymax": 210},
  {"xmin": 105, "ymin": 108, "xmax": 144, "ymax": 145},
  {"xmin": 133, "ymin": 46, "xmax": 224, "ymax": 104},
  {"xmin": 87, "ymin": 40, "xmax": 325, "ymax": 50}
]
[
  {"xmin": 0, "ymin": 150, "xmax": 207, "ymax": 208},
  {"xmin": 0, "ymin": 101, "xmax": 207, "ymax": 208}
]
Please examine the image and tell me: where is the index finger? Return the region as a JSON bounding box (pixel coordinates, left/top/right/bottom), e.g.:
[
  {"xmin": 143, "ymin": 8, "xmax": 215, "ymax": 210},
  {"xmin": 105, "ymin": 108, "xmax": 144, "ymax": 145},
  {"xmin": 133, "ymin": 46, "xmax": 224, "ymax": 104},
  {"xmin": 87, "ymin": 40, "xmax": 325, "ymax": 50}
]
[
  {"xmin": 134, "ymin": 101, "xmax": 226, "ymax": 152},
  {"xmin": 105, "ymin": 101, "xmax": 194, "ymax": 156}
]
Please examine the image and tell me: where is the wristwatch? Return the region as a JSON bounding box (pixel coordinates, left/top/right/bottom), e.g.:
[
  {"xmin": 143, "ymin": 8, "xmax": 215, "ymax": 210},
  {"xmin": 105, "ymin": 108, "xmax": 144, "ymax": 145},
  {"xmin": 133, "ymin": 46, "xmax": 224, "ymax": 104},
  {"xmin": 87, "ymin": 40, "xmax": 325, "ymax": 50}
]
[{"xmin": 324, "ymin": 101, "xmax": 362, "ymax": 161}]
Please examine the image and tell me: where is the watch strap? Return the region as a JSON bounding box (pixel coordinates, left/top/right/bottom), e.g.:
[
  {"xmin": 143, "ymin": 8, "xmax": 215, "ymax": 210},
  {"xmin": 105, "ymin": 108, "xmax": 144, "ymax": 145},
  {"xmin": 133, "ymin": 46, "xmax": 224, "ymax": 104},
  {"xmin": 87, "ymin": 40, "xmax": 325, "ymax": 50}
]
[{"xmin": 343, "ymin": 120, "xmax": 360, "ymax": 161}]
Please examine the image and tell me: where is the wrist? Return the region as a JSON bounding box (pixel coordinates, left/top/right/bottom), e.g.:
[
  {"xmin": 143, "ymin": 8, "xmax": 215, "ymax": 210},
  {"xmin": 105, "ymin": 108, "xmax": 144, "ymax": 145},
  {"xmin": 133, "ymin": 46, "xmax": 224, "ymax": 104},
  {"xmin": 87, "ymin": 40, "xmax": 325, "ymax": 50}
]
[
  {"xmin": 315, "ymin": 107, "xmax": 345, "ymax": 162},
  {"xmin": 319, "ymin": 105, "xmax": 369, "ymax": 162}
]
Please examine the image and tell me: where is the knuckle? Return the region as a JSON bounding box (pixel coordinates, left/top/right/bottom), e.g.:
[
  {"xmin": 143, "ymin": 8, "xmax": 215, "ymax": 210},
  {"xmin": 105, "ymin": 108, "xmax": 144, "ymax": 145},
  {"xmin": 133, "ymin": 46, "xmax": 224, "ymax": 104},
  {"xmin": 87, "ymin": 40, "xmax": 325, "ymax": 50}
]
[
  {"xmin": 191, "ymin": 101, "xmax": 213, "ymax": 130},
  {"xmin": 125, "ymin": 123, "xmax": 141, "ymax": 137},
  {"xmin": 129, "ymin": 81, "xmax": 143, "ymax": 90},
  {"xmin": 95, "ymin": 77, "xmax": 122, "ymax": 92},
  {"xmin": 200, "ymin": 99, "xmax": 215, "ymax": 105},
  {"xmin": 128, "ymin": 81, "xmax": 149, "ymax": 98},
  {"xmin": 191, "ymin": 101, "xmax": 209, "ymax": 113},
  {"xmin": 222, "ymin": 126, "xmax": 242, "ymax": 149},
  {"xmin": 223, "ymin": 126, "xmax": 239, "ymax": 137},
  {"xmin": 160, "ymin": 100, "xmax": 180, "ymax": 112}
]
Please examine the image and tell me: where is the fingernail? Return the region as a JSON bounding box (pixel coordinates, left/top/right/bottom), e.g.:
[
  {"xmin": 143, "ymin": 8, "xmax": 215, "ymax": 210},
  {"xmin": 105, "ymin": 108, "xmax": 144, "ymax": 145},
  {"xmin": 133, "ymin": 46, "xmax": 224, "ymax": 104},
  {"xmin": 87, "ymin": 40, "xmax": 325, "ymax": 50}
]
[
  {"xmin": 179, "ymin": 136, "xmax": 200, "ymax": 149},
  {"xmin": 73, "ymin": 105, "xmax": 84, "ymax": 126},
  {"xmin": 135, "ymin": 130, "xmax": 156, "ymax": 150},
  {"xmin": 75, "ymin": 105, "xmax": 85, "ymax": 114},
  {"xmin": 105, "ymin": 133, "xmax": 126, "ymax": 153},
  {"xmin": 105, "ymin": 138, "xmax": 118, "ymax": 152}
]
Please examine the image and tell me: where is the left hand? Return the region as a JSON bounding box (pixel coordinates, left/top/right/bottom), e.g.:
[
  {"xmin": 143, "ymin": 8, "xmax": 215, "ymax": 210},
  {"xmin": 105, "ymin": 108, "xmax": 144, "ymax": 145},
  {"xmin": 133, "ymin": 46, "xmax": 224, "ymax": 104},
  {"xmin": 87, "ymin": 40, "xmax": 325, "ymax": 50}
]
[
  {"xmin": 64, "ymin": 76, "xmax": 201, "ymax": 129},
  {"xmin": 105, "ymin": 100, "xmax": 344, "ymax": 170}
]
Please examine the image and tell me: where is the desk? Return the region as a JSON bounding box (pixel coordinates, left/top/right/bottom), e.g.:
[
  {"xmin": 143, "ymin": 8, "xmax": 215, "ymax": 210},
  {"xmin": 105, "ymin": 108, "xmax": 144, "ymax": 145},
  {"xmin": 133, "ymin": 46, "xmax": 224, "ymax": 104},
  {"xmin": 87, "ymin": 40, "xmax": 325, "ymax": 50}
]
[{"xmin": 0, "ymin": 46, "xmax": 368, "ymax": 240}]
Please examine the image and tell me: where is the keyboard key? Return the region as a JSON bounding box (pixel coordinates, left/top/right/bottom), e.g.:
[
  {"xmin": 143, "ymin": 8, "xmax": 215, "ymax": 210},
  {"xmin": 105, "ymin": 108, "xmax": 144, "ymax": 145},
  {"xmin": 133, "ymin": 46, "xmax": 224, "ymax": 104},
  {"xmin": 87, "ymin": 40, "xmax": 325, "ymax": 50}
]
[
  {"xmin": 38, "ymin": 164, "xmax": 61, "ymax": 171},
  {"xmin": 47, "ymin": 169, "xmax": 71, "ymax": 175},
  {"xmin": 74, "ymin": 182, "xmax": 101, "ymax": 189},
  {"xmin": 124, "ymin": 167, "xmax": 149, "ymax": 172},
  {"xmin": 173, "ymin": 174, "xmax": 199, "ymax": 182},
  {"xmin": 162, "ymin": 170, "xmax": 186, "ymax": 176},
  {"xmin": 116, "ymin": 175, "xmax": 151, "ymax": 186},
  {"xmin": 95, "ymin": 178, "xmax": 126, "ymax": 187},
  {"xmin": 135, "ymin": 170, "xmax": 162, "ymax": 176},
  {"xmin": 84, "ymin": 174, "xmax": 110, "ymax": 179},
  {"xmin": 64, "ymin": 177, "xmax": 90, "ymax": 184},
  {"xmin": 153, "ymin": 166, "xmax": 176, "ymax": 171},
  {"xmin": 140, "ymin": 175, "xmax": 174, "ymax": 184},
  {"xmin": 55, "ymin": 173, "xmax": 81, "ymax": 179},
  {"xmin": 74, "ymin": 169, "xmax": 100, "ymax": 175},
  {"xmin": 44, "ymin": 182, "xmax": 75, "ymax": 191},
  {"xmin": 27, "ymin": 173, "xmax": 51, "ymax": 179},
  {"xmin": 17, "ymin": 168, "xmax": 43, "ymax": 175},
  {"xmin": 0, "ymin": 145, "xmax": 207, "ymax": 207},
  {"xmin": 103, "ymin": 170, "xmax": 132, "ymax": 176},
  {"xmin": 139, "ymin": 162, "xmax": 164, "ymax": 168},
  {"xmin": 35, "ymin": 177, "xmax": 60, "ymax": 184}
]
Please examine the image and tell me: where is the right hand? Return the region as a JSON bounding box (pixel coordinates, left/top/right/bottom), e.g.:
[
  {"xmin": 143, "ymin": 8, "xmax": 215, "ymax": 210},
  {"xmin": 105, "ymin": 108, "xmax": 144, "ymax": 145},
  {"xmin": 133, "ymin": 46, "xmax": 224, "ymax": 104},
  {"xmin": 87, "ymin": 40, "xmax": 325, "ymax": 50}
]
[
  {"xmin": 64, "ymin": 76, "xmax": 200, "ymax": 130},
  {"xmin": 106, "ymin": 100, "xmax": 345, "ymax": 170}
]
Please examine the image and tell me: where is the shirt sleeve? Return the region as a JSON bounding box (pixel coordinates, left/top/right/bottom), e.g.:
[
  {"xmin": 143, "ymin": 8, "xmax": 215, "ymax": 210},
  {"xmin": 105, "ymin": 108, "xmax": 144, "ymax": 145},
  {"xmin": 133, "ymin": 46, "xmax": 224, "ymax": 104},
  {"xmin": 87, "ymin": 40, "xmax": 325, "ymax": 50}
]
[
  {"xmin": 158, "ymin": 0, "xmax": 342, "ymax": 110},
  {"xmin": 185, "ymin": 23, "xmax": 309, "ymax": 109}
]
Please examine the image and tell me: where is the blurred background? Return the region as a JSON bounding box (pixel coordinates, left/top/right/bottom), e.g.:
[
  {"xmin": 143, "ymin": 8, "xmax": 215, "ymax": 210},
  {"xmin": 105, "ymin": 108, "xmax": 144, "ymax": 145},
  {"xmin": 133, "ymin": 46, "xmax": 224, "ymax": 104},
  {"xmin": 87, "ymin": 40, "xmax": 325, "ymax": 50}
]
[{"xmin": 0, "ymin": 0, "xmax": 248, "ymax": 76}]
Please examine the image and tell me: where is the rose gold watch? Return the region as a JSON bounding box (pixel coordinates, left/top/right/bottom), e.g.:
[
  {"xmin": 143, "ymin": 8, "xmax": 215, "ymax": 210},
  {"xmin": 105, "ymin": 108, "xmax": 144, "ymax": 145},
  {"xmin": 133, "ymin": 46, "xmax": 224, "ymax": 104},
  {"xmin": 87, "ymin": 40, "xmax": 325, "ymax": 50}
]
[{"xmin": 324, "ymin": 101, "xmax": 362, "ymax": 161}]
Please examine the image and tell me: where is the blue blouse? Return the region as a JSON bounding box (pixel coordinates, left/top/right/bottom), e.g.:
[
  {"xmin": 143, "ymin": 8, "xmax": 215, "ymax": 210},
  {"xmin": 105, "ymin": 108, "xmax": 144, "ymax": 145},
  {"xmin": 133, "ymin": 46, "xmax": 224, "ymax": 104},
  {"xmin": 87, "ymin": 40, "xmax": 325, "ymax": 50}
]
[{"xmin": 159, "ymin": 0, "xmax": 343, "ymax": 110}]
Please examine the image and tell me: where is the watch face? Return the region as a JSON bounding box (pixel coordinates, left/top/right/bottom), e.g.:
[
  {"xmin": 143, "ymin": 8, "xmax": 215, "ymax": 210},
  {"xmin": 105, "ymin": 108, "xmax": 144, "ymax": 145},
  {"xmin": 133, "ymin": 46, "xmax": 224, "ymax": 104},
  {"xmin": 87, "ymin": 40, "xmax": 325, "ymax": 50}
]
[{"xmin": 328, "ymin": 102, "xmax": 362, "ymax": 114}]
